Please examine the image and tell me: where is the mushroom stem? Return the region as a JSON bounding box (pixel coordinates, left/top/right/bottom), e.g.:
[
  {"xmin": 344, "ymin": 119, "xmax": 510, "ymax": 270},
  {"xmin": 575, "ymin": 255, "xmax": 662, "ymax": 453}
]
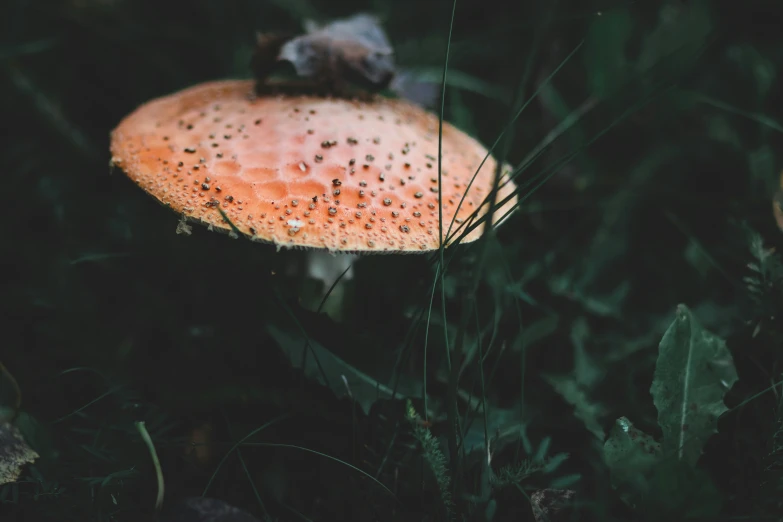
[{"xmin": 304, "ymin": 250, "xmax": 358, "ymax": 319}]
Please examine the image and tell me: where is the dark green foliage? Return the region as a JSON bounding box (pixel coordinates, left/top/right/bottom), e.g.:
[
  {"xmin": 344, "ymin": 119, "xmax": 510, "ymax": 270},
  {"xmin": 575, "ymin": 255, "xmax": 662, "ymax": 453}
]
[
  {"xmin": 406, "ymin": 401, "xmax": 453, "ymax": 518},
  {"xmin": 604, "ymin": 306, "xmax": 737, "ymax": 519},
  {"xmin": 4, "ymin": 0, "xmax": 783, "ymax": 520}
]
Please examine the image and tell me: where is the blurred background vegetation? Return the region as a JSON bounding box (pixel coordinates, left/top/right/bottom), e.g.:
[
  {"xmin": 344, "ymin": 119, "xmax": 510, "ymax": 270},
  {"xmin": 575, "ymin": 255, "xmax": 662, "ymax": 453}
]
[{"xmin": 3, "ymin": 0, "xmax": 783, "ymax": 520}]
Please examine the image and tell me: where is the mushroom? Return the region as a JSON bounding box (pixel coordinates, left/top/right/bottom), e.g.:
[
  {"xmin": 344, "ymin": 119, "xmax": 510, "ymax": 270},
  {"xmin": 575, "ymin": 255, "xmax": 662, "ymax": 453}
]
[{"xmin": 109, "ymin": 80, "xmax": 517, "ymax": 308}]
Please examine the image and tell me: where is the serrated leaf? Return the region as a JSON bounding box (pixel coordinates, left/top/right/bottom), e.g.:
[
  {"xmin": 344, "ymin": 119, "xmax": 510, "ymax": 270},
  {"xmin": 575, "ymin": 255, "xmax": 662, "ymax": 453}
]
[
  {"xmin": 544, "ymin": 320, "xmax": 607, "ymax": 439},
  {"xmin": 545, "ymin": 375, "xmax": 606, "ymax": 440},
  {"xmin": 606, "ymin": 428, "xmax": 723, "ymax": 519},
  {"xmin": 605, "ymin": 418, "xmax": 723, "ymax": 520},
  {"xmin": 571, "ymin": 317, "xmax": 603, "ymax": 388},
  {"xmin": 650, "ymin": 304, "xmax": 738, "ymax": 467},
  {"xmin": 603, "ymin": 417, "xmax": 661, "ymax": 508}
]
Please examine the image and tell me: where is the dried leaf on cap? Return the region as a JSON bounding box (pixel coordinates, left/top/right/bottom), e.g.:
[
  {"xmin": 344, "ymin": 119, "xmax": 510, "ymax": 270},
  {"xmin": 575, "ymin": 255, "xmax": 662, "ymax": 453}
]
[{"xmin": 252, "ymin": 13, "xmax": 395, "ymax": 94}]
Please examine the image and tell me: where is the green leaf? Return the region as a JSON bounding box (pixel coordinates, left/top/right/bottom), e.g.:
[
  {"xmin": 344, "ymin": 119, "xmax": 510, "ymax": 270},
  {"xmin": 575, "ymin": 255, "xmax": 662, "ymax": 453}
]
[
  {"xmin": 0, "ymin": 364, "xmax": 21, "ymax": 424},
  {"xmin": 545, "ymin": 375, "xmax": 606, "ymax": 440},
  {"xmin": 12, "ymin": 412, "xmax": 56, "ymax": 463},
  {"xmin": 726, "ymin": 44, "xmax": 776, "ymax": 100},
  {"xmin": 266, "ymin": 324, "xmax": 420, "ymax": 415},
  {"xmin": 650, "ymin": 304, "xmax": 738, "ymax": 467},
  {"xmin": 543, "ymin": 318, "xmax": 607, "ymax": 439},
  {"xmin": 517, "ymin": 315, "xmax": 559, "ymax": 352},
  {"xmin": 406, "ymin": 401, "xmax": 453, "ymax": 516},
  {"xmin": 636, "ymin": 1, "xmax": 713, "ymax": 75},
  {"xmin": 747, "ymin": 145, "xmax": 776, "ymax": 193},
  {"xmin": 604, "ymin": 417, "xmax": 723, "ymax": 518},
  {"xmin": 683, "ymin": 240, "xmax": 712, "ymax": 280},
  {"xmin": 583, "ymin": 7, "xmax": 633, "ymax": 99},
  {"xmin": 403, "ymin": 67, "xmax": 511, "ymax": 103},
  {"xmin": 0, "ymin": 38, "xmax": 59, "ymax": 61},
  {"xmin": 644, "ymin": 460, "xmax": 722, "ymax": 519},
  {"xmin": 603, "ymin": 416, "xmax": 661, "ymax": 508},
  {"xmin": 571, "ymin": 317, "xmax": 603, "ymax": 388},
  {"xmin": 463, "ymin": 404, "xmax": 529, "ymax": 455},
  {"xmin": 448, "ymin": 89, "xmax": 478, "ymax": 137},
  {"xmin": 705, "ymin": 115, "xmax": 742, "ymax": 149}
]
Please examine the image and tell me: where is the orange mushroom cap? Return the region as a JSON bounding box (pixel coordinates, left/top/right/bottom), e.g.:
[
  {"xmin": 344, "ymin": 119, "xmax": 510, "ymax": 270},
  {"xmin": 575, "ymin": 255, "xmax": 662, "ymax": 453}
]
[{"xmin": 110, "ymin": 80, "xmax": 517, "ymax": 253}]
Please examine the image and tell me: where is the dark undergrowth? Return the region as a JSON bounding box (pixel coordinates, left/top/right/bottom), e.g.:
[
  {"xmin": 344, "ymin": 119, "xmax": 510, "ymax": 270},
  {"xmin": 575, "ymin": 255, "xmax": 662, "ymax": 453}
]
[{"xmin": 3, "ymin": 0, "xmax": 783, "ymax": 521}]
